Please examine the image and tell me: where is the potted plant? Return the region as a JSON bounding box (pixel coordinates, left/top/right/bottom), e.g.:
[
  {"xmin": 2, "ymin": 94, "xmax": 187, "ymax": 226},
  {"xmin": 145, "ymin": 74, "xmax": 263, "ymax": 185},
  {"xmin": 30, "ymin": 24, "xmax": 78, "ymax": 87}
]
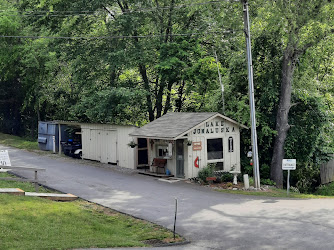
[
  {"xmin": 186, "ymin": 140, "xmax": 192, "ymax": 146},
  {"xmin": 127, "ymin": 141, "xmax": 137, "ymax": 148}
]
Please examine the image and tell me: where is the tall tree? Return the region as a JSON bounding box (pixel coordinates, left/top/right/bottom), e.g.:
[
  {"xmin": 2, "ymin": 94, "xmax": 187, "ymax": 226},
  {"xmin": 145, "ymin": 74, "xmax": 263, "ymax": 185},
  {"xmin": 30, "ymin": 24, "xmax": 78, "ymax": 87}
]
[{"xmin": 268, "ymin": 0, "xmax": 333, "ymax": 187}]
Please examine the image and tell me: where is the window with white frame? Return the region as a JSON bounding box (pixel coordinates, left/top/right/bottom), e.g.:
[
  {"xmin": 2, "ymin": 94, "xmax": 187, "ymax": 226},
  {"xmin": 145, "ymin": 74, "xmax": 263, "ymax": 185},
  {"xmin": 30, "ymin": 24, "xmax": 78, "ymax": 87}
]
[{"xmin": 207, "ymin": 138, "xmax": 223, "ymax": 160}]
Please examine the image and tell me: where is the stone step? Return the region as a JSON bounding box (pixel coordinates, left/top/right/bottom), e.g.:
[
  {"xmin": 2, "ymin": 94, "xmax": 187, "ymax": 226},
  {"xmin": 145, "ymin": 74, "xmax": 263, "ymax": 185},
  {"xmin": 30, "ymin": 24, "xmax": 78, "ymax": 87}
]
[
  {"xmin": 0, "ymin": 188, "xmax": 25, "ymax": 196},
  {"xmin": 25, "ymin": 192, "xmax": 78, "ymax": 201}
]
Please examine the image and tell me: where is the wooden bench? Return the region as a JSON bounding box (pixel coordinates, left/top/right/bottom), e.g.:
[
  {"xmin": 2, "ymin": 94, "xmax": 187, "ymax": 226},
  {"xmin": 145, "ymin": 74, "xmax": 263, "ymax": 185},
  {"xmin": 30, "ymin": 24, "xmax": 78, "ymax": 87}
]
[
  {"xmin": 151, "ymin": 158, "xmax": 167, "ymax": 174},
  {"xmin": 0, "ymin": 166, "xmax": 46, "ymax": 192}
]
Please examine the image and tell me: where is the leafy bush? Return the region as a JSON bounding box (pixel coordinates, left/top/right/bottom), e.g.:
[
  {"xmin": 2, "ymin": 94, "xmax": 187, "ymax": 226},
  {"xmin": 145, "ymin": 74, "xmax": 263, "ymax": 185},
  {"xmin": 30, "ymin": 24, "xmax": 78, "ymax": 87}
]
[
  {"xmin": 198, "ymin": 164, "xmax": 215, "ymax": 184},
  {"xmin": 260, "ymin": 164, "xmax": 271, "ymax": 179},
  {"xmin": 290, "ymin": 186, "xmax": 300, "ymax": 193},
  {"xmin": 215, "ymin": 172, "xmax": 234, "ymax": 182},
  {"xmin": 260, "ymin": 178, "xmax": 276, "ymax": 186},
  {"xmin": 314, "ymin": 182, "xmax": 334, "ymax": 196},
  {"xmin": 249, "ymin": 177, "xmax": 254, "ymax": 187},
  {"xmin": 294, "ymin": 165, "xmax": 320, "ymax": 193}
]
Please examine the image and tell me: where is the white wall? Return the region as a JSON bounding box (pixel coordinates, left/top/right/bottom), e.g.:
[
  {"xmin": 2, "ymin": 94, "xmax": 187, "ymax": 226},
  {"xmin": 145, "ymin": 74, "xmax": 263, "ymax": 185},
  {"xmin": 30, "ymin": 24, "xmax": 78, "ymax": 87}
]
[
  {"xmin": 186, "ymin": 117, "xmax": 241, "ymax": 179},
  {"xmin": 81, "ymin": 124, "xmax": 136, "ymax": 169},
  {"xmin": 141, "ymin": 116, "xmax": 243, "ymax": 179}
]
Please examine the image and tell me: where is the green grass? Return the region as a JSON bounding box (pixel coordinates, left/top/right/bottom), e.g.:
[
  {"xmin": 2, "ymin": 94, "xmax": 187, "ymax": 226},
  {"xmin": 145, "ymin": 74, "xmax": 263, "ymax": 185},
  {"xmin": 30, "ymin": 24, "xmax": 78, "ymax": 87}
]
[
  {"xmin": 0, "ymin": 195, "xmax": 182, "ymax": 250},
  {"xmin": 216, "ymin": 187, "xmax": 333, "ymax": 199},
  {"xmin": 0, "ymin": 173, "xmax": 52, "ymax": 193},
  {"xmin": 0, "ymin": 132, "xmax": 38, "ymax": 151}
]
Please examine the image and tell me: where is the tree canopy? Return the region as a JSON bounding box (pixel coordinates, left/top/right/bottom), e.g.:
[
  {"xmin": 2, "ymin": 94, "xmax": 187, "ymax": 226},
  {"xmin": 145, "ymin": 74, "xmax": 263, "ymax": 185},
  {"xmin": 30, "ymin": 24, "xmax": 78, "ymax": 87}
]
[{"xmin": 0, "ymin": 0, "xmax": 333, "ymax": 190}]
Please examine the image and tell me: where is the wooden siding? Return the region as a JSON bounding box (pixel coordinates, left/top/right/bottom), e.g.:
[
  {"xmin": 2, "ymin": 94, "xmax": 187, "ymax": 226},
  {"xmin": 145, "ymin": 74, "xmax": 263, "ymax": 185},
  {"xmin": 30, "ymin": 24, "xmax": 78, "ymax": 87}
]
[
  {"xmin": 186, "ymin": 117, "xmax": 241, "ymax": 178},
  {"xmin": 320, "ymin": 157, "xmax": 334, "ymax": 184},
  {"xmin": 81, "ymin": 124, "xmax": 136, "ymax": 169}
]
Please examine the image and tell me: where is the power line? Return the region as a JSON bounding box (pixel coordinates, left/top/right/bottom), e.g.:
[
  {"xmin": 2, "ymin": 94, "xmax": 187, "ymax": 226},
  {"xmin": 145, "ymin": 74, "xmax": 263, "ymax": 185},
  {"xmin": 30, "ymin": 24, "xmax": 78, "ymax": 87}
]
[
  {"xmin": 0, "ymin": 30, "xmax": 235, "ymax": 40},
  {"xmin": 0, "ymin": 0, "xmax": 234, "ymax": 17}
]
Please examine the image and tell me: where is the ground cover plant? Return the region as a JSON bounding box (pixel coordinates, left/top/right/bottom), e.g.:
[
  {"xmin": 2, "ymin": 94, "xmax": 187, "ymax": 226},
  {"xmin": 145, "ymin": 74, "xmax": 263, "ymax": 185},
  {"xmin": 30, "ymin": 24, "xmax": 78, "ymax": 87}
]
[
  {"xmin": 315, "ymin": 182, "xmax": 334, "ymax": 196},
  {"xmin": 0, "ymin": 132, "xmax": 38, "ymax": 151}
]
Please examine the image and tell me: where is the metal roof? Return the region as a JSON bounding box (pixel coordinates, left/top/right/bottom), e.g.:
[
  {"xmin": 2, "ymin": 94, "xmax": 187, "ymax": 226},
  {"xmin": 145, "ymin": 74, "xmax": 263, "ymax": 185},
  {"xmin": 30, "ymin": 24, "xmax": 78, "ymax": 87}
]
[{"xmin": 129, "ymin": 112, "xmax": 248, "ymax": 140}]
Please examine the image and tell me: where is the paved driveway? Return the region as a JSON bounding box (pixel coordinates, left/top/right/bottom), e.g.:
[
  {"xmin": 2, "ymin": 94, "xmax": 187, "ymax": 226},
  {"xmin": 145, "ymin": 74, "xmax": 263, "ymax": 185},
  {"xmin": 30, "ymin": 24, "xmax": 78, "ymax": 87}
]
[{"xmin": 3, "ymin": 145, "xmax": 334, "ymax": 250}]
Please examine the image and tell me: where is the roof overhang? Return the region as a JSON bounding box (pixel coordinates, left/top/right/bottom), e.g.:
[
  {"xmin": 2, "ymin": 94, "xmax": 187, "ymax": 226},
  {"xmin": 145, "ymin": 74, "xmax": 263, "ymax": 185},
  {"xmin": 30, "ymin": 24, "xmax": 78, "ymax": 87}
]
[{"xmin": 129, "ymin": 113, "xmax": 248, "ymax": 140}]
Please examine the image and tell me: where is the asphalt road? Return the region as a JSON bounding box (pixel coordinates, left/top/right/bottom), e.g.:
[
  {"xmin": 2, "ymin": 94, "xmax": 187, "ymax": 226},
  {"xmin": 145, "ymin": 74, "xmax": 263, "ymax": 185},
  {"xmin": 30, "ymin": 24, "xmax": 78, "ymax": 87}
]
[{"xmin": 3, "ymin": 145, "xmax": 334, "ymax": 250}]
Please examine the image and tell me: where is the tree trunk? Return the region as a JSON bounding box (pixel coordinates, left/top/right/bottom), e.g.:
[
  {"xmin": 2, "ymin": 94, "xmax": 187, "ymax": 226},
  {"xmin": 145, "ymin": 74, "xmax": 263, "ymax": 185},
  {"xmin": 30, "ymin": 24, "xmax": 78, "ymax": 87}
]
[
  {"xmin": 270, "ymin": 45, "xmax": 297, "ymax": 188},
  {"xmin": 163, "ymin": 81, "xmax": 174, "ymax": 115},
  {"xmin": 176, "ymin": 80, "xmax": 185, "ymax": 112},
  {"xmin": 138, "ymin": 64, "xmax": 155, "ymax": 121}
]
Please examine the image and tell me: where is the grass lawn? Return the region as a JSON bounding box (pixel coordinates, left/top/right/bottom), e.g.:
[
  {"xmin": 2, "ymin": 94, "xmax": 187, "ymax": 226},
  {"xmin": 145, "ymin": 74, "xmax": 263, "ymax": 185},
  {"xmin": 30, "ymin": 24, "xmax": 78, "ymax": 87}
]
[
  {"xmin": 0, "ymin": 194, "xmax": 182, "ymax": 250},
  {"xmin": 0, "ymin": 132, "xmax": 38, "ymax": 151},
  {"xmin": 0, "ymin": 173, "xmax": 52, "ymax": 193}
]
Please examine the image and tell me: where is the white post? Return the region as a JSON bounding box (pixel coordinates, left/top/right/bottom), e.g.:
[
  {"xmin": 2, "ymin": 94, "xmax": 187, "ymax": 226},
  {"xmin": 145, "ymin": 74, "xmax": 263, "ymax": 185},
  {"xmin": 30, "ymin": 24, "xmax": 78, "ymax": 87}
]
[
  {"xmin": 58, "ymin": 124, "xmax": 62, "ymax": 155},
  {"xmin": 287, "ymin": 170, "xmax": 290, "ymax": 196},
  {"xmin": 52, "ymin": 136, "xmax": 56, "ymax": 154},
  {"xmin": 243, "ymin": 174, "xmax": 250, "ymax": 189}
]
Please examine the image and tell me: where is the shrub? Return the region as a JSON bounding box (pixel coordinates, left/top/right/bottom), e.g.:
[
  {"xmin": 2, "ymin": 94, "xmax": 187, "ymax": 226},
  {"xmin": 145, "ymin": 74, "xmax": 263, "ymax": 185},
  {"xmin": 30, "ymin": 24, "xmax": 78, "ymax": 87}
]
[
  {"xmin": 198, "ymin": 164, "xmax": 215, "ymax": 184},
  {"xmin": 249, "ymin": 177, "xmax": 254, "ymax": 187},
  {"xmin": 315, "ymin": 182, "xmax": 334, "ymax": 196},
  {"xmin": 260, "ymin": 178, "xmax": 276, "ymax": 186},
  {"xmin": 294, "ymin": 164, "xmax": 320, "ymax": 193},
  {"xmin": 219, "ymin": 172, "xmax": 234, "ymax": 182}
]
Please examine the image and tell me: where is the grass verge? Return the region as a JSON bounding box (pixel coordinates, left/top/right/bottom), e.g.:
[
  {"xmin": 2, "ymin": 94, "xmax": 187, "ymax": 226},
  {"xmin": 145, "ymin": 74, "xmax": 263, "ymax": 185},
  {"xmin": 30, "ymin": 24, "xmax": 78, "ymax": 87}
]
[
  {"xmin": 0, "ymin": 172, "xmax": 52, "ymax": 193},
  {"xmin": 0, "ymin": 132, "xmax": 38, "ymax": 151},
  {"xmin": 0, "ymin": 195, "xmax": 182, "ymax": 249},
  {"xmin": 0, "ymin": 178, "xmax": 183, "ymax": 249}
]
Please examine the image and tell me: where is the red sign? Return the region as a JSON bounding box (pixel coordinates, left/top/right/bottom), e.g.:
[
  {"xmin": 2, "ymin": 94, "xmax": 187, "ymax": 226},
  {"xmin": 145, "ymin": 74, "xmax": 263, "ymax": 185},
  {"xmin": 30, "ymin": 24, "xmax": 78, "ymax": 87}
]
[{"xmin": 192, "ymin": 142, "xmax": 202, "ymax": 151}]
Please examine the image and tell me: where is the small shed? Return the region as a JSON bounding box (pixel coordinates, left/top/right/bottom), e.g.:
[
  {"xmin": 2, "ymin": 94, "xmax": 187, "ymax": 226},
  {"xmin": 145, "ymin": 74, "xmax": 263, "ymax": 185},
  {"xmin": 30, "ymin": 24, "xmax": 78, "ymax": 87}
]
[
  {"xmin": 38, "ymin": 121, "xmax": 81, "ymax": 153},
  {"xmin": 130, "ymin": 112, "xmax": 248, "ymax": 179},
  {"xmin": 81, "ymin": 124, "xmax": 137, "ymax": 168},
  {"xmin": 38, "ymin": 121, "xmax": 140, "ymax": 170},
  {"xmin": 38, "ymin": 121, "xmax": 68, "ymax": 152}
]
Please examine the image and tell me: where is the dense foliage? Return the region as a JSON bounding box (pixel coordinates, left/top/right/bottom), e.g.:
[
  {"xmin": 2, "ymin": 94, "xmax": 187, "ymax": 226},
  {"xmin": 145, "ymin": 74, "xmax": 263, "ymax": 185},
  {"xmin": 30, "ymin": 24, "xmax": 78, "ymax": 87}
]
[{"xmin": 0, "ymin": 0, "xmax": 333, "ymax": 191}]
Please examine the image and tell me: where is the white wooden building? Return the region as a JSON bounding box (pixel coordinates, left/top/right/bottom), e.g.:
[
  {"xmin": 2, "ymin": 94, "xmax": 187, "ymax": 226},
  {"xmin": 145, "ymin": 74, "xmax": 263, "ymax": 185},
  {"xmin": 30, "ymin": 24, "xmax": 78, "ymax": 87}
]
[
  {"xmin": 130, "ymin": 112, "xmax": 248, "ymax": 179},
  {"xmin": 81, "ymin": 124, "xmax": 137, "ymax": 168}
]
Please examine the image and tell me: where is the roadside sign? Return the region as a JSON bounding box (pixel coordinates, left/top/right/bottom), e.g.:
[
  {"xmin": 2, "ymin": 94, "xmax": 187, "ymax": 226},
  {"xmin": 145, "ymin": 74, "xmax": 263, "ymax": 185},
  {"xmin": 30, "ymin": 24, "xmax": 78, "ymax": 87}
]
[
  {"xmin": 282, "ymin": 159, "xmax": 296, "ymax": 170},
  {"xmin": 282, "ymin": 159, "xmax": 296, "ymax": 196},
  {"xmin": 0, "ymin": 150, "xmax": 11, "ymax": 167}
]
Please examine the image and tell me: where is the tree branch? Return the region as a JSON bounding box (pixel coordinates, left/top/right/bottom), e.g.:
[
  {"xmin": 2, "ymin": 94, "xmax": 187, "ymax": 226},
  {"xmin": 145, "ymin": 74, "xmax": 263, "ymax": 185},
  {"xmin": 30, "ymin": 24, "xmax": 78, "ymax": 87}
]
[{"xmin": 102, "ymin": 5, "xmax": 115, "ymax": 19}]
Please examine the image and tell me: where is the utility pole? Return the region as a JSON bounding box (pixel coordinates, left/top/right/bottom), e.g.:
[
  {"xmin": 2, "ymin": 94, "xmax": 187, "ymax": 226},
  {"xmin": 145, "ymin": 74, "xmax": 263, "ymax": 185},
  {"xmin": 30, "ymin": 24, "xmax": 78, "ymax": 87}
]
[
  {"xmin": 242, "ymin": 0, "xmax": 260, "ymax": 189},
  {"xmin": 213, "ymin": 48, "xmax": 225, "ymax": 114}
]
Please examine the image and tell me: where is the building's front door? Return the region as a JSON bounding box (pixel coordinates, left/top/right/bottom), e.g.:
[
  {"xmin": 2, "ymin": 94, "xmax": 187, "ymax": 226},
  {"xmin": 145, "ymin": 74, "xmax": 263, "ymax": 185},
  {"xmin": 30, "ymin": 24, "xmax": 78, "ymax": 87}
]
[
  {"xmin": 176, "ymin": 139, "xmax": 184, "ymax": 178},
  {"xmin": 137, "ymin": 138, "xmax": 148, "ymax": 166}
]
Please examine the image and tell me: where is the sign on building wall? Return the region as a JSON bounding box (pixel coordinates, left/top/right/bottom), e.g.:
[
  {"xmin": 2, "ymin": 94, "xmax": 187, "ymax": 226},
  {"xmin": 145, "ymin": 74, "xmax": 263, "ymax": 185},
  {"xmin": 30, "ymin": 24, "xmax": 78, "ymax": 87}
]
[
  {"xmin": 192, "ymin": 142, "xmax": 202, "ymax": 151},
  {"xmin": 0, "ymin": 150, "xmax": 11, "ymax": 167},
  {"xmin": 192, "ymin": 120, "xmax": 236, "ymax": 135}
]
